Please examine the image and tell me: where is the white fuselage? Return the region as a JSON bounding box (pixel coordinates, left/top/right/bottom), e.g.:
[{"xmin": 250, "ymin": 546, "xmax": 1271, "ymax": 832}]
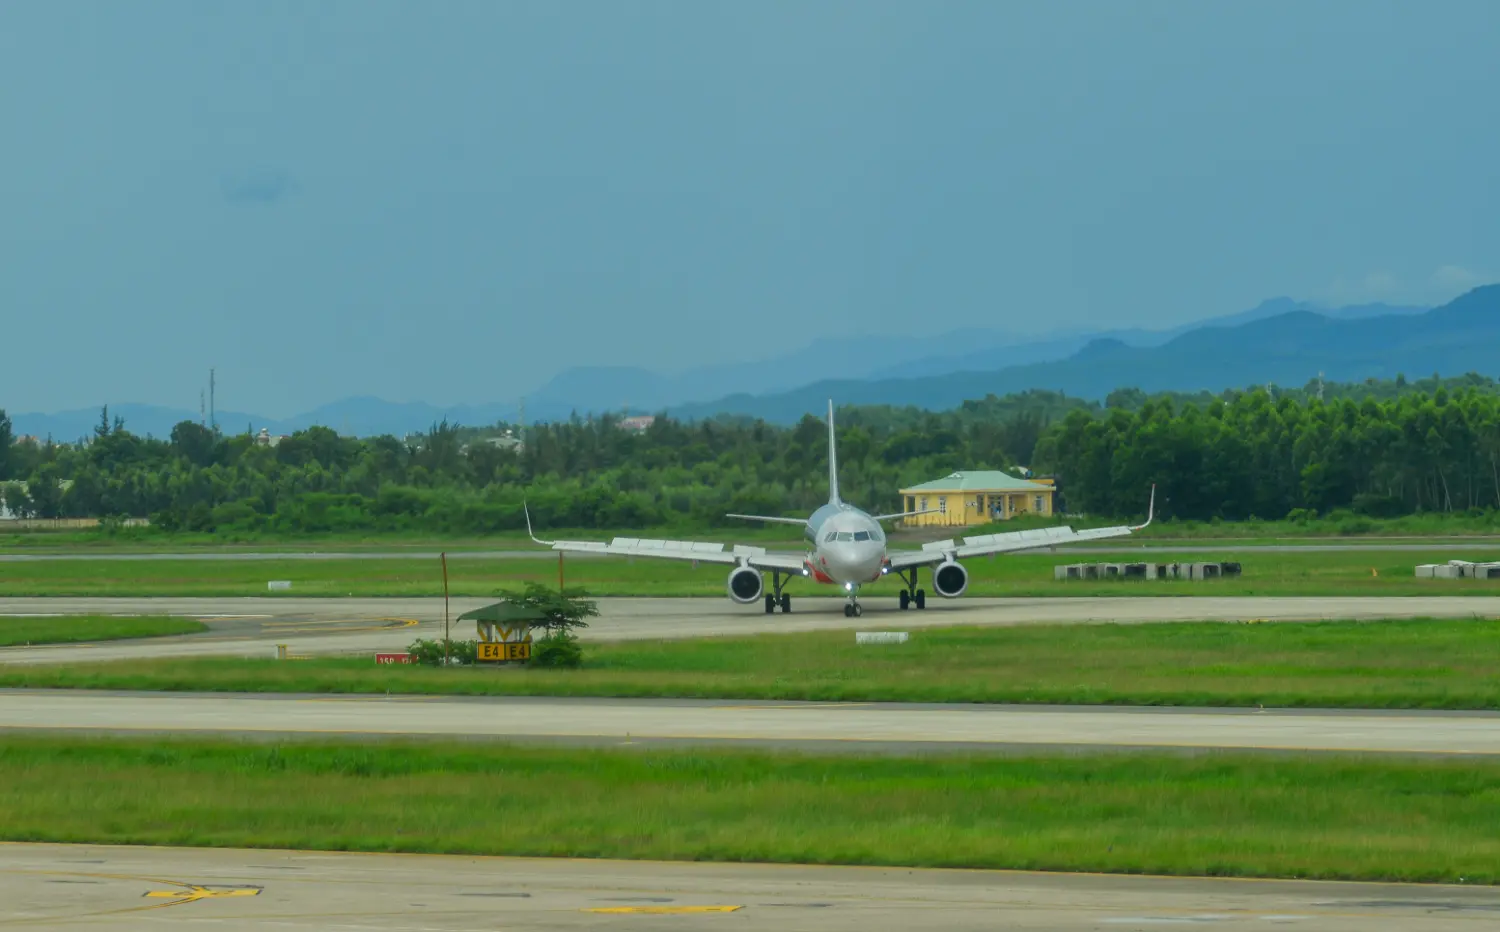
[{"xmin": 803, "ymin": 503, "xmax": 888, "ymax": 589}]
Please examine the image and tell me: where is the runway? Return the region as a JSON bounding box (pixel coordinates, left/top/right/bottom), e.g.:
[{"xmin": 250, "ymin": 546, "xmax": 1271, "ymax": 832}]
[
  {"xmin": 4, "ymin": 690, "xmax": 1499, "ymax": 756},
  {"xmin": 3, "ymin": 842, "xmax": 1496, "ymax": 930},
  {"xmin": 4, "ymin": 594, "xmax": 1500, "ymax": 665}
]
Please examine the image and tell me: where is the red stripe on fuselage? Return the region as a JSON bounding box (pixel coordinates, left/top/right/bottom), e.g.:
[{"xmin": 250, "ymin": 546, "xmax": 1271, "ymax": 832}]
[{"xmin": 805, "ymin": 560, "xmax": 835, "ymax": 585}]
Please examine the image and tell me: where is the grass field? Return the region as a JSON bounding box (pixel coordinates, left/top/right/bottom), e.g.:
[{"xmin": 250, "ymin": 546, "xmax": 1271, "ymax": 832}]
[
  {"xmin": 7, "ymin": 510, "xmax": 1500, "ymax": 552},
  {"xmin": 2, "ymin": 736, "xmax": 1498, "ymax": 882},
  {"xmin": 0, "ymin": 615, "xmax": 206, "ymax": 647},
  {"xmin": 7, "ymin": 618, "xmax": 1500, "ymax": 709},
  {"xmin": 0, "ymin": 547, "xmax": 1494, "ymax": 597}
]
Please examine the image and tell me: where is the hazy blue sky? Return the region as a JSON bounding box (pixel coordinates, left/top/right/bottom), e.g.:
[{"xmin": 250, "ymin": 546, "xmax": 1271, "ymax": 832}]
[{"xmin": 3, "ymin": 1, "xmax": 1497, "ymax": 416}]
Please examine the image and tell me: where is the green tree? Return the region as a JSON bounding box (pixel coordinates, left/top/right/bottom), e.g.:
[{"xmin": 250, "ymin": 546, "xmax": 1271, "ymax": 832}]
[{"xmin": 0, "ymin": 408, "xmax": 12, "ymax": 480}]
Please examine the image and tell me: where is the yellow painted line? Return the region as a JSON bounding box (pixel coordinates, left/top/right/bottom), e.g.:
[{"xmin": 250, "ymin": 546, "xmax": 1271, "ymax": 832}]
[
  {"xmin": 145, "ymin": 885, "xmax": 261, "ymax": 901},
  {"xmin": 585, "ymin": 905, "xmax": 742, "ymax": 914}
]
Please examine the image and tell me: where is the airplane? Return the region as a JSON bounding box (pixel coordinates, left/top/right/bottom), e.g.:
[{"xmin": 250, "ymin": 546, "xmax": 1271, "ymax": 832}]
[{"xmin": 526, "ymin": 400, "xmax": 1153, "ymax": 617}]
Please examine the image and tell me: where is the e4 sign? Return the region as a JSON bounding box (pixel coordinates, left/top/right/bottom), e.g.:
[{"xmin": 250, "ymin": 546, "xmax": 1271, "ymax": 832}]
[{"xmin": 477, "ymin": 641, "xmax": 532, "ymax": 662}]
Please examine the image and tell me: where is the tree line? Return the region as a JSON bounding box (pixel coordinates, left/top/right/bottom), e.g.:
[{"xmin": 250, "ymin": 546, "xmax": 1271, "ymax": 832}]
[{"xmin": 3, "ymin": 374, "xmax": 1500, "ymax": 533}]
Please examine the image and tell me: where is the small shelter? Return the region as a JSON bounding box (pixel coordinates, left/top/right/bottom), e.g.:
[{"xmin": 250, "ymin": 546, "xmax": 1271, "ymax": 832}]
[
  {"xmin": 458, "ymin": 601, "xmax": 546, "ymax": 643},
  {"xmin": 898, "ymin": 470, "xmax": 1056, "ymax": 527}
]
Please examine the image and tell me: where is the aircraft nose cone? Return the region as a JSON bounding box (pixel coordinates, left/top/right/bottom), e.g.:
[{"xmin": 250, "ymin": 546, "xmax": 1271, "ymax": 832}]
[{"xmin": 825, "ymin": 543, "xmax": 884, "ymax": 581}]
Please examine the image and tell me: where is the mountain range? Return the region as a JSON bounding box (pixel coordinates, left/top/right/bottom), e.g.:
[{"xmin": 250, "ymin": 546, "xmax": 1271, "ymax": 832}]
[
  {"xmin": 670, "ymin": 286, "xmax": 1500, "ymax": 423},
  {"xmin": 6, "ymin": 294, "xmax": 1472, "ymax": 440}
]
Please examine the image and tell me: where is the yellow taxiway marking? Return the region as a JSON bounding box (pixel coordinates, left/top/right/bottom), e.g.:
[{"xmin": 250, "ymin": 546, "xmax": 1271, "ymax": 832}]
[
  {"xmin": 145, "ymin": 884, "xmax": 262, "ymax": 902},
  {"xmin": 585, "ymin": 905, "xmax": 742, "ymax": 914}
]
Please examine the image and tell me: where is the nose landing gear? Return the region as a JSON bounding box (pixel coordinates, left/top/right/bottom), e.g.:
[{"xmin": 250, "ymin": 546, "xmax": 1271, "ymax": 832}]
[{"xmin": 842, "ymin": 583, "xmax": 863, "ymax": 618}]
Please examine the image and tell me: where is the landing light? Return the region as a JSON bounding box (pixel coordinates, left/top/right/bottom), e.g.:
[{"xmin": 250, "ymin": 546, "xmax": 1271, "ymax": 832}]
[
  {"xmin": 880, "ymin": 566, "xmax": 889, "ymax": 574},
  {"xmin": 844, "ymin": 582, "xmax": 853, "ymax": 591}
]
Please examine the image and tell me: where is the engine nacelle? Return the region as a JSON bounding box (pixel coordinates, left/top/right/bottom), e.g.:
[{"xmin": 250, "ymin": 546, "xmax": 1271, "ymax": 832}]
[
  {"xmin": 932, "ymin": 559, "xmax": 969, "ymax": 598},
  {"xmin": 727, "ymin": 565, "xmax": 764, "ymax": 604}
]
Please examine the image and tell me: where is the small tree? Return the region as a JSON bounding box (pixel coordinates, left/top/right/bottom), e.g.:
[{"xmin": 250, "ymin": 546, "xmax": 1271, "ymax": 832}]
[
  {"xmin": 493, "ymin": 582, "xmax": 597, "ymax": 668},
  {"xmin": 493, "ymin": 582, "xmax": 598, "ymax": 637}
]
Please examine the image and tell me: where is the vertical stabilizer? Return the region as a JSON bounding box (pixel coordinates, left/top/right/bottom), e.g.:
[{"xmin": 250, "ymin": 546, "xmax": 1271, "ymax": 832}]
[{"xmin": 826, "ymin": 399, "xmax": 841, "ymax": 505}]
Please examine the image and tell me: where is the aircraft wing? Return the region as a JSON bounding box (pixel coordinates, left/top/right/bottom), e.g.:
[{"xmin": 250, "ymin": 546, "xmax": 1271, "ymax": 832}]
[
  {"xmin": 539, "ymin": 536, "xmax": 807, "ymax": 572},
  {"xmin": 526, "ymin": 506, "xmax": 807, "ymax": 573},
  {"xmin": 886, "ymin": 486, "xmax": 1155, "ymax": 571}
]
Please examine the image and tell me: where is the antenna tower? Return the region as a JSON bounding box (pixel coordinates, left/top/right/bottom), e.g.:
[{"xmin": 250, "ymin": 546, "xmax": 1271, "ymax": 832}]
[
  {"xmin": 209, "ymin": 368, "xmax": 216, "ymax": 431},
  {"xmin": 200, "ymin": 390, "xmax": 206, "ymax": 426}
]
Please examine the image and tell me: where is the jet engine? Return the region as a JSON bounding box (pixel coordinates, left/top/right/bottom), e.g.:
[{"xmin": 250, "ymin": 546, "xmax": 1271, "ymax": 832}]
[
  {"xmin": 727, "ymin": 565, "xmax": 764, "ymax": 603},
  {"xmin": 932, "ymin": 559, "xmax": 969, "ymax": 598}
]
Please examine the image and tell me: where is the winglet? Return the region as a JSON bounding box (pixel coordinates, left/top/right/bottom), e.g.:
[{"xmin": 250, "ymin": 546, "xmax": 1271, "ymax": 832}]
[
  {"xmin": 524, "ymin": 501, "xmax": 555, "ymax": 546},
  {"xmin": 1130, "ymin": 484, "xmax": 1156, "ymax": 531}
]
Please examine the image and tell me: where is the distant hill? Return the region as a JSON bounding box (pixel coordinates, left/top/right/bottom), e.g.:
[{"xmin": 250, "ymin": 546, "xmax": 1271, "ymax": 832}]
[
  {"xmin": 0, "ymin": 295, "xmax": 1449, "ymax": 438},
  {"xmin": 667, "ymin": 286, "xmax": 1500, "ymax": 423}
]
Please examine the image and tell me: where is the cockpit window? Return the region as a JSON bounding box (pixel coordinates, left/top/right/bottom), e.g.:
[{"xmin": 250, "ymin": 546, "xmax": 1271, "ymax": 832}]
[
  {"xmin": 836, "ymin": 532, "xmax": 854, "ymax": 541},
  {"xmin": 824, "ymin": 531, "xmax": 837, "ymax": 542},
  {"xmin": 853, "ymin": 531, "xmax": 871, "ymax": 541},
  {"xmin": 870, "ymin": 528, "xmax": 884, "ymax": 541}
]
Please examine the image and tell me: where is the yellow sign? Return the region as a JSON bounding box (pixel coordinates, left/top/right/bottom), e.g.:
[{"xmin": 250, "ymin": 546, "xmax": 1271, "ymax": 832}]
[{"xmin": 477, "ymin": 640, "xmax": 532, "ymax": 662}]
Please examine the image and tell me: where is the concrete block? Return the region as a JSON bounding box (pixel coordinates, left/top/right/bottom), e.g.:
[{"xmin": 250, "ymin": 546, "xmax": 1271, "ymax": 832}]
[
  {"xmin": 856, "ymin": 632, "xmax": 909, "ymax": 645},
  {"xmin": 1415, "ymin": 564, "xmax": 1437, "ymax": 578}
]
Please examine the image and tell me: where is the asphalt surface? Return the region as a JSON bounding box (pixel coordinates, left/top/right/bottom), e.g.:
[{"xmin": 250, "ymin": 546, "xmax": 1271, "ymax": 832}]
[
  {"xmin": 4, "ymin": 594, "xmax": 1500, "ymax": 666},
  {"xmin": 4, "ymin": 691, "xmax": 1499, "ymax": 756},
  {"xmin": 3, "ymin": 842, "xmax": 1496, "ymax": 930}
]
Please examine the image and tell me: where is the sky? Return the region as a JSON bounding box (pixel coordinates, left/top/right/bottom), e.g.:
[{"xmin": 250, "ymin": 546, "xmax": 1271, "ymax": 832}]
[{"xmin": 2, "ymin": 0, "xmax": 1497, "ymax": 417}]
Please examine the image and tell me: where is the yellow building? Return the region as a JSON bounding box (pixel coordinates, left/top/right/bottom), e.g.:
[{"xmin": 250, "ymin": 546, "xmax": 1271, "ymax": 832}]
[{"xmin": 899, "ymin": 470, "xmax": 1056, "ymax": 527}]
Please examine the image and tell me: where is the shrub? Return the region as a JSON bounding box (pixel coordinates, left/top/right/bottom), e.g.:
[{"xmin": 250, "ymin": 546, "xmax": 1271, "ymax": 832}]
[
  {"xmin": 407, "ymin": 637, "xmax": 477, "ymax": 666},
  {"xmin": 532, "ymin": 632, "xmax": 583, "ymax": 668}
]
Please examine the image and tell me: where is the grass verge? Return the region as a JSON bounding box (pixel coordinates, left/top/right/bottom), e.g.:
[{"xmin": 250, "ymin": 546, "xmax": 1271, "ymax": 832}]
[
  {"xmin": 6, "ymin": 618, "xmax": 1500, "ymax": 709},
  {"xmin": 0, "ymin": 615, "xmax": 206, "ymax": 647},
  {"xmin": 2, "ymin": 735, "xmax": 1499, "ymax": 883},
  {"xmin": 0, "ymin": 548, "xmax": 1495, "ymax": 597}
]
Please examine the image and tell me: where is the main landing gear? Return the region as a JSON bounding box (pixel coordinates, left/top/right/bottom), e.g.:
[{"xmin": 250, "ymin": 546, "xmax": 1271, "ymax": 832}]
[
  {"xmin": 763, "ymin": 570, "xmax": 792, "ymax": 614},
  {"xmin": 893, "ymin": 567, "xmax": 927, "ymax": 611}
]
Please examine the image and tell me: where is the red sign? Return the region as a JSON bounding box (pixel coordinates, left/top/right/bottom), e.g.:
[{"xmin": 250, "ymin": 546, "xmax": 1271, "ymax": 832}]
[{"xmin": 375, "ymin": 652, "xmax": 414, "ymax": 665}]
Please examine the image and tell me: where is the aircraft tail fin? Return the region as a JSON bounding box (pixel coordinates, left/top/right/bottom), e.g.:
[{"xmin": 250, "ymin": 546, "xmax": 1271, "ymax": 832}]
[{"xmin": 826, "ymin": 399, "xmax": 841, "ymax": 505}]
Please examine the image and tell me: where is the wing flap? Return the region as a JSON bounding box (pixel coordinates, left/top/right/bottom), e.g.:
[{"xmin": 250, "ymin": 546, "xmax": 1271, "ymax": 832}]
[{"xmin": 545, "ymin": 536, "xmax": 805, "ymax": 572}]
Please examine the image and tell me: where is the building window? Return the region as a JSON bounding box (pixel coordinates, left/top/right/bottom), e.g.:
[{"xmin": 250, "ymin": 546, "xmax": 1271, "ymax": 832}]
[
  {"xmin": 1035, "ymin": 495, "xmax": 1045, "ymax": 512},
  {"xmin": 920, "ymin": 497, "xmax": 927, "ymax": 511},
  {"xmin": 938, "ymin": 497, "xmax": 947, "ymax": 514}
]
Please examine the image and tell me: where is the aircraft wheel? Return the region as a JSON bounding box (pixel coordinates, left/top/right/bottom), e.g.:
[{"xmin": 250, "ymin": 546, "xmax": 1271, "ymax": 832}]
[
  {"xmin": 899, "ymin": 590, "xmax": 910, "ymax": 611},
  {"xmin": 842, "ymin": 604, "xmax": 852, "ymax": 617},
  {"xmin": 915, "ymin": 589, "xmax": 926, "ymax": 610},
  {"xmin": 851, "ymin": 603, "xmax": 863, "ymax": 618},
  {"xmin": 764, "ymin": 595, "xmax": 775, "ymax": 614},
  {"xmin": 780, "ymin": 595, "xmax": 791, "ymax": 613}
]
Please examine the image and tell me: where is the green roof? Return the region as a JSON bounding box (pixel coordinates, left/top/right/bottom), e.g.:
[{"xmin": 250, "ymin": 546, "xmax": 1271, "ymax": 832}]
[
  {"xmin": 901, "ymin": 470, "xmax": 1051, "ymax": 493},
  {"xmin": 458, "ymin": 601, "xmax": 548, "ymax": 623}
]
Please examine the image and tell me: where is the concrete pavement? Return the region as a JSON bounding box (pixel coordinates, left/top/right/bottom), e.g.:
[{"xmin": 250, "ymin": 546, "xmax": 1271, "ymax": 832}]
[
  {"xmin": 4, "ymin": 691, "xmax": 1500, "ymax": 755},
  {"xmin": 3, "ymin": 842, "xmax": 1496, "ymax": 930},
  {"xmin": 4, "ymin": 594, "xmax": 1500, "ymax": 665}
]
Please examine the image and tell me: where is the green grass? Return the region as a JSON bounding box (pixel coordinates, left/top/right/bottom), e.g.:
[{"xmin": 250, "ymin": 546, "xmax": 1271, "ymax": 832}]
[
  {"xmin": 8, "ymin": 618, "xmax": 1500, "ymax": 709},
  {"xmin": 0, "ymin": 548, "xmax": 1495, "ymax": 597},
  {"xmin": 2, "ymin": 736, "xmax": 1499, "ymax": 882},
  {"xmin": 0, "ymin": 615, "xmax": 206, "ymax": 647},
  {"xmin": 0, "ymin": 547, "xmax": 1494, "ymax": 597},
  {"xmin": 7, "ymin": 510, "xmax": 1500, "ymax": 552}
]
